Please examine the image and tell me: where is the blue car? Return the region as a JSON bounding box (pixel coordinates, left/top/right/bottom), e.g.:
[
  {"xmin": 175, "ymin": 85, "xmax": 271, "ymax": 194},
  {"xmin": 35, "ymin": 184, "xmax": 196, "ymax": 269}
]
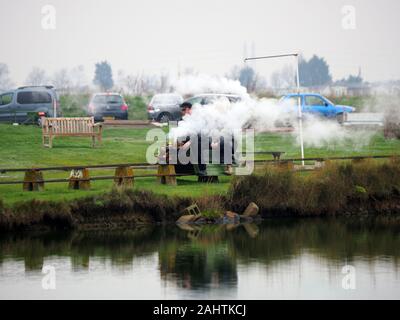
[{"xmin": 279, "ymin": 93, "xmax": 355, "ymax": 119}]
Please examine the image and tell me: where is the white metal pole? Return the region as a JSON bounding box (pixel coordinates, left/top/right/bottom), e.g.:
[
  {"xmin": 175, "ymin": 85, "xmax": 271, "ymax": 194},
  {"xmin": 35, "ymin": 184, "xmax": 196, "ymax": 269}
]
[
  {"xmin": 295, "ymin": 54, "xmax": 305, "ymax": 166},
  {"xmin": 244, "ymin": 53, "xmax": 305, "ymax": 166}
]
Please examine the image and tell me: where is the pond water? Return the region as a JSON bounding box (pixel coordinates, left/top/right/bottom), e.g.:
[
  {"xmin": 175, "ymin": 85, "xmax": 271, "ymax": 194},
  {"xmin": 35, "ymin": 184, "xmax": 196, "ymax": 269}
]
[{"xmin": 0, "ymin": 218, "xmax": 399, "ymax": 299}]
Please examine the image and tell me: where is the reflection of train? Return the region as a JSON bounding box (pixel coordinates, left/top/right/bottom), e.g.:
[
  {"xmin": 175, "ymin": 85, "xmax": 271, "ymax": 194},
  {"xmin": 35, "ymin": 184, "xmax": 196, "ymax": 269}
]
[
  {"xmin": 158, "ymin": 223, "xmax": 259, "ymax": 291},
  {"xmin": 159, "ymin": 241, "xmax": 238, "ymax": 291},
  {"xmin": 160, "ymin": 134, "xmax": 237, "ymax": 182}
]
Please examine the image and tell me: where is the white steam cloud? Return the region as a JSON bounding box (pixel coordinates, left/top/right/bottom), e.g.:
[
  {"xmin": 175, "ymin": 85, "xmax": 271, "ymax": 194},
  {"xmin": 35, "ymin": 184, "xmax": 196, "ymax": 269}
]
[
  {"xmin": 293, "ymin": 116, "xmax": 376, "ymax": 149},
  {"xmin": 170, "ymin": 74, "xmax": 381, "ymax": 150},
  {"xmin": 172, "ymin": 74, "xmax": 249, "ymax": 97},
  {"xmin": 169, "ymin": 97, "xmax": 290, "ymax": 140}
]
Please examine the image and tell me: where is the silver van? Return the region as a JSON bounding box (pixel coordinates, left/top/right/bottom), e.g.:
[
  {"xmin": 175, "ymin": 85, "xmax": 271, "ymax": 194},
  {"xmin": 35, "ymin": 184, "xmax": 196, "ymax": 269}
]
[{"xmin": 0, "ymin": 86, "xmax": 60, "ymax": 124}]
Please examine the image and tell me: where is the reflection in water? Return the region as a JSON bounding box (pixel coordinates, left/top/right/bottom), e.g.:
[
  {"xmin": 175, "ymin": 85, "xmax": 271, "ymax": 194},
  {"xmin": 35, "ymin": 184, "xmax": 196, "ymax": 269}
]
[
  {"xmin": 0, "ymin": 218, "xmax": 399, "ymax": 299},
  {"xmin": 160, "ymin": 225, "xmax": 238, "ymax": 291}
]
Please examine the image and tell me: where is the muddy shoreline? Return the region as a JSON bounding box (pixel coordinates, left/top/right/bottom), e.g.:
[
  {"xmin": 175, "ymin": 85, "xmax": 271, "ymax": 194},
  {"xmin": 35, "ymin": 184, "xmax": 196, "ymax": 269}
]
[
  {"xmin": 1, "ymin": 189, "xmax": 400, "ymax": 232},
  {"xmin": 2, "ymin": 159, "xmax": 400, "ymax": 231}
]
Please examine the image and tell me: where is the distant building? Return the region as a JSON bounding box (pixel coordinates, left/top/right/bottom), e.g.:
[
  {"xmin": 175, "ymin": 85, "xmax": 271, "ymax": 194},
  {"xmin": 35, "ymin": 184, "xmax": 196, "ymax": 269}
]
[
  {"xmin": 370, "ymin": 82, "xmax": 400, "ymax": 96},
  {"xmin": 268, "ymin": 83, "xmax": 375, "ymax": 98},
  {"xmin": 346, "ymin": 84, "xmax": 371, "ymax": 96},
  {"xmin": 321, "ymin": 86, "xmax": 348, "ymax": 97}
]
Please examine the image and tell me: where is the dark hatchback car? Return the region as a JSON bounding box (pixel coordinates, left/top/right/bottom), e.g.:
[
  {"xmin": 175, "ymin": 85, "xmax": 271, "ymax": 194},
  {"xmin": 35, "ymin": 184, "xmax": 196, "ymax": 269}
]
[
  {"xmin": 88, "ymin": 93, "xmax": 128, "ymax": 121},
  {"xmin": 0, "ymin": 85, "xmax": 60, "ymax": 124},
  {"xmin": 147, "ymin": 93, "xmax": 183, "ymax": 123}
]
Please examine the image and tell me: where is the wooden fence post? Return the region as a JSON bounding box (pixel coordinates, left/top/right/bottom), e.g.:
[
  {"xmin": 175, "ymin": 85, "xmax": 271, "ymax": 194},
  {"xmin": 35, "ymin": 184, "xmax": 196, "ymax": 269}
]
[
  {"xmin": 157, "ymin": 164, "xmax": 177, "ymax": 185},
  {"xmin": 68, "ymin": 168, "xmax": 90, "ymax": 190},
  {"xmin": 114, "ymin": 166, "xmax": 134, "ymax": 188},
  {"xmin": 23, "ymin": 170, "xmax": 44, "ymax": 191}
]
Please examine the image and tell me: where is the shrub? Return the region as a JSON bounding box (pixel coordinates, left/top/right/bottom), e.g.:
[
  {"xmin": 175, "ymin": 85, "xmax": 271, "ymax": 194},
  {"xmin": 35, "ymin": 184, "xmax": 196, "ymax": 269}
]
[
  {"xmin": 195, "ymin": 194, "xmax": 226, "ymax": 215},
  {"xmin": 4, "ymin": 199, "xmax": 72, "ymax": 230},
  {"xmin": 229, "ymin": 165, "xmax": 295, "ymax": 213},
  {"xmin": 125, "ymin": 95, "xmax": 149, "ymax": 120},
  {"xmin": 228, "ymin": 158, "xmax": 400, "ymax": 216},
  {"xmin": 60, "ymin": 94, "xmax": 89, "ymax": 117},
  {"xmin": 383, "ymin": 101, "xmax": 400, "ymax": 139},
  {"xmin": 201, "ymin": 210, "xmax": 223, "ymax": 220},
  {"xmin": 70, "ymin": 188, "xmax": 191, "ymax": 223}
]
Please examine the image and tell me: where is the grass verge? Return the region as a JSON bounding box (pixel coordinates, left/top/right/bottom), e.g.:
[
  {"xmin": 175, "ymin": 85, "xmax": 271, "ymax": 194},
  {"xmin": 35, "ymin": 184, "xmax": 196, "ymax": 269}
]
[
  {"xmin": 229, "ymin": 158, "xmax": 400, "ymax": 216},
  {"xmin": 1, "ymin": 159, "xmax": 400, "ymax": 230},
  {"xmin": 1, "ymin": 123, "xmax": 400, "ymax": 205}
]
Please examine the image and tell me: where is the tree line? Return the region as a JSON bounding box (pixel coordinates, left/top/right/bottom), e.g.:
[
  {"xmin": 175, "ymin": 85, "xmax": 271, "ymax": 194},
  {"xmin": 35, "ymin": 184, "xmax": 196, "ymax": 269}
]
[{"xmin": 0, "ymin": 54, "xmax": 366, "ymax": 95}]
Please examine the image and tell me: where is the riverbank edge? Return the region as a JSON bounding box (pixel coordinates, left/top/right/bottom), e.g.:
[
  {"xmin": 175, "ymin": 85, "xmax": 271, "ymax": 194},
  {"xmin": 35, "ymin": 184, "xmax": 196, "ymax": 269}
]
[{"xmin": 1, "ymin": 188, "xmax": 400, "ymax": 231}]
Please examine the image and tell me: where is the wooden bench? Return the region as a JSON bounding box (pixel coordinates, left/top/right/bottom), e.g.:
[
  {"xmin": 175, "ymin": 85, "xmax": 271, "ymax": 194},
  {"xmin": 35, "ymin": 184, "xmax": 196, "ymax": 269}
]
[{"xmin": 42, "ymin": 117, "xmax": 102, "ymax": 148}]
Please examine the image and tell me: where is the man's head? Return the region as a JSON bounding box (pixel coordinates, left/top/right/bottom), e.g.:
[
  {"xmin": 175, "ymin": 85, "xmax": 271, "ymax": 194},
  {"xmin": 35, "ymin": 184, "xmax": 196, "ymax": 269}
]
[{"xmin": 180, "ymin": 102, "xmax": 192, "ymax": 116}]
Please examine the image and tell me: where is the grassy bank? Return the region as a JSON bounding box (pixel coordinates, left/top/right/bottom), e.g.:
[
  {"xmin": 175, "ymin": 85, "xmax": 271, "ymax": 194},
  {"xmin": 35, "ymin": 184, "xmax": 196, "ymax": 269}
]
[
  {"xmin": 1, "ymin": 123, "xmax": 400, "ymax": 205},
  {"xmin": 1, "ymin": 159, "xmax": 400, "ymax": 231},
  {"xmin": 229, "ymin": 158, "xmax": 400, "ymax": 216}
]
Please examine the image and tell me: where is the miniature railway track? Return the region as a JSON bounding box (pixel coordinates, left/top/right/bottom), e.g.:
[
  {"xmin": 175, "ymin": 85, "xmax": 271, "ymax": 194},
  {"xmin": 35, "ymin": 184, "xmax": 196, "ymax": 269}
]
[
  {"xmin": 0, "ymin": 163, "xmax": 157, "ymax": 173},
  {"xmin": 0, "ymin": 173, "xmax": 193, "ymax": 185},
  {"xmin": 253, "ymin": 154, "xmax": 395, "ymax": 163}
]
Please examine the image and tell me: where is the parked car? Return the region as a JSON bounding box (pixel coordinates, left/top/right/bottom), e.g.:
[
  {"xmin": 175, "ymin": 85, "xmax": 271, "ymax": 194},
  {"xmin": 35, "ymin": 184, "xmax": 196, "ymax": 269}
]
[
  {"xmin": 279, "ymin": 93, "xmax": 355, "ymax": 120},
  {"xmin": 88, "ymin": 93, "xmax": 128, "ymax": 121},
  {"xmin": 0, "ymin": 85, "xmax": 60, "ymax": 124},
  {"xmin": 147, "ymin": 93, "xmax": 183, "ymax": 123},
  {"xmin": 183, "ymin": 93, "xmax": 242, "ymax": 107}
]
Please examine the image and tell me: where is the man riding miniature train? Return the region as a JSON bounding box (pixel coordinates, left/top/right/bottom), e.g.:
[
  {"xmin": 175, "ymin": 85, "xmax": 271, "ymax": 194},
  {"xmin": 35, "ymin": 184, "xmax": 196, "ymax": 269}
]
[{"xmin": 160, "ymin": 102, "xmax": 236, "ymax": 181}]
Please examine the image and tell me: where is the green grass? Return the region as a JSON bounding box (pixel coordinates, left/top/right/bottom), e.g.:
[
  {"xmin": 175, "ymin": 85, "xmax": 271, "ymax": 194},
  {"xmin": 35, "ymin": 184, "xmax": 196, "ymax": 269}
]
[
  {"xmin": 229, "ymin": 159, "xmax": 400, "ymax": 215},
  {"xmin": 125, "ymin": 95, "xmax": 149, "ymax": 120},
  {"xmin": 0, "ymin": 124, "xmax": 232, "ymax": 204},
  {"xmin": 59, "ymin": 94, "xmax": 90, "ymax": 117},
  {"xmin": 254, "ymin": 131, "xmax": 400, "ymax": 158},
  {"xmin": 1, "ymin": 123, "xmax": 400, "ymax": 205}
]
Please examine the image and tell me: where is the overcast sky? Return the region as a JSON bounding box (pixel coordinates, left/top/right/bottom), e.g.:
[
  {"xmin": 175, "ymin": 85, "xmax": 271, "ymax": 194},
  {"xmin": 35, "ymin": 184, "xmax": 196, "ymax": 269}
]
[{"xmin": 1, "ymin": 0, "xmax": 399, "ymax": 86}]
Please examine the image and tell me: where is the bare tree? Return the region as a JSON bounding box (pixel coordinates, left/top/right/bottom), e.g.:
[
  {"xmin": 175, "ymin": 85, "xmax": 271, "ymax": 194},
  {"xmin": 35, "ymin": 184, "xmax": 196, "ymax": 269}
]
[
  {"xmin": 159, "ymin": 71, "xmax": 170, "ymax": 93},
  {"xmin": 117, "ymin": 71, "xmax": 171, "ymax": 96},
  {"xmin": 26, "ymin": 67, "xmax": 48, "ymax": 86},
  {"xmin": 0, "ymin": 63, "xmax": 14, "ymax": 92},
  {"xmin": 70, "ymin": 65, "xmax": 89, "ymax": 93},
  {"xmin": 228, "ymin": 65, "xmax": 265, "ymax": 93},
  {"xmin": 270, "ymin": 64, "xmax": 295, "ymax": 89},
  {"xmin": 117, "ymin": 71, "xmax": 140, "ymax": 95},
  {"xmin": 280, "ymin": 64, "xmax": 295, "ymax": 88},
  {"xmin": 226, "ymin": 65, "xmax": 240, "ymax": 83},
  {"xmin": 270, "ymin": 71, "xmax": 283, "ymax": 89},
  {"xmin": 125, "ymin": 74, "xmax": 140, "ymax": 95},
  {"xmin": 52, "ymin": 69, "xmax": 71, "ymax": 93}
]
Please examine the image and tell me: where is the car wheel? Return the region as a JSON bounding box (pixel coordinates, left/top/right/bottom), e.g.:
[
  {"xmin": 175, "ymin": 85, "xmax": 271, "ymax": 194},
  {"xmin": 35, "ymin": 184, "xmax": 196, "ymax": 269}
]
[{"xmin": 158, "ymin": 113, "xmax": 171, "ymax": 123}]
